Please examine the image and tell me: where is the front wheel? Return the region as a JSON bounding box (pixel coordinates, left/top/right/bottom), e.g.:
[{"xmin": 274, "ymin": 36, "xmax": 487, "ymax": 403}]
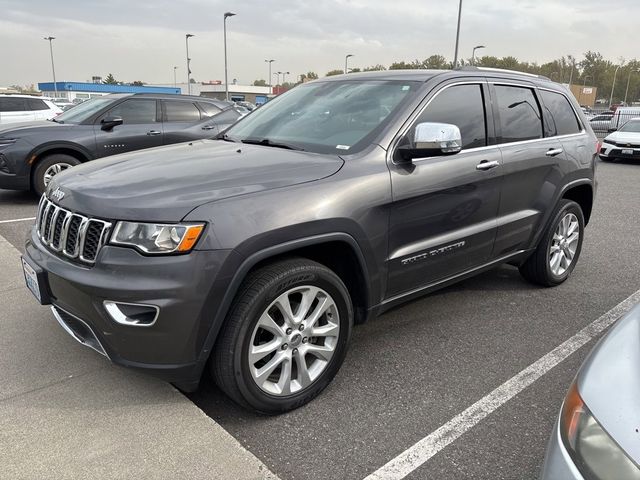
[
  {"xmin": 213, "ymin": 258, "xmax": 353, "ymax": 414},
  {"xmin": 519, "ymin": 199, "xmax": 585, "ymax": 287},
  {"xmin": 33, "ymin": 154, "xmax": 81, "ymax": 196}
]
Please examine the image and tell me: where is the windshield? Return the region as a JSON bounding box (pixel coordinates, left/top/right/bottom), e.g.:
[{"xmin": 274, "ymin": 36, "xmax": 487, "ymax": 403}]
[
  {"xmin": 54, "ymin": 97, "xmax": 117, "ymax": 124},
  {"xmin": 224, "ymin": 80, "xmax": 421, "ymax": 154},
  {"xmin": 619, "ymin": 119, "xmax": 640, "ymax": 133}
]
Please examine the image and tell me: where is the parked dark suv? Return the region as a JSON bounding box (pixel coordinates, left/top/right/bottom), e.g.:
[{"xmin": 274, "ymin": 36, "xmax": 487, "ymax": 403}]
[
  {"xmin": 0, "ymin": 93, "xmax": 243, "ymax": 194},
  {"xmin": 22, "ymin": 68, "xmax": 597, "ymax": 414}
]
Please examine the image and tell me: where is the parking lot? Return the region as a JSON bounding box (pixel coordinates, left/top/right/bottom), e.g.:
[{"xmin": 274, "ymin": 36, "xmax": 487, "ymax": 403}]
[{"xmin": 1, "ymin": 158, "xmax": 639, "ymax": 479}]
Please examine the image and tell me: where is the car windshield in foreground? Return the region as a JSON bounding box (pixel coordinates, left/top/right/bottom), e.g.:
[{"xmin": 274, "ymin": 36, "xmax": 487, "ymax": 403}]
[
  {"xmin": 54, "ymin": 97, "xmax": 117, "ymax": 124},
  {"xmin": 224, "ymin": 80, "xmax": 421, "ymax": 155},
  {"xmin": 619, "ymin": 119, "xmax": 640, "ymax": 133}
]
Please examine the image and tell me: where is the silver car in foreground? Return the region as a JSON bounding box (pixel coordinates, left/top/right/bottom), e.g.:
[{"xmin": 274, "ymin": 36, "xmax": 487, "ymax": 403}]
[{"xmin": 541, "ymin": 303, "xmax": 640, "ymax": 479}]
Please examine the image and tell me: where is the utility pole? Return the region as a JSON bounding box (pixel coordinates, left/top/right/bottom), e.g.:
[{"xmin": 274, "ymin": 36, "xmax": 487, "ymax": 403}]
[
  {"xmin": 224, "ymin": 12, "xmax": 236, "ymax": 101},
  {"xmin": 44, "ymin": 36, "xmax": 58, "ymax": 98},
  {"xmin": 185, "ymin": 34, "xmax": 194, "ymax": 95},
  {"xmin": 453, "ymin": 0, "xmax": 463, "ymax": 68},
  {"xmin": 610, "ymin": 64, "xmax": 622, "ymax": 108},
  {"xmin": 265, "ymin": 59, "xmax": 275, "ymax": 95}
]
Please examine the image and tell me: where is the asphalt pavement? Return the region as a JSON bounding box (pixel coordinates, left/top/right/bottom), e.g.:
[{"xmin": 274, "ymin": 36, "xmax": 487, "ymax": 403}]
[{"xmin": 1, "ymin": 159, "xmax": 639, "ymax": 479}]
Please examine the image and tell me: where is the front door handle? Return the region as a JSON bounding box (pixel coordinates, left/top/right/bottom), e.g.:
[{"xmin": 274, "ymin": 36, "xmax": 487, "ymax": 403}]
[
  {"xmin": 146, "ymin": 130, "xmax": 161, "ymax": 136},
  {"xmin": 476, "ymin": 160, "xmax": 500, "ymax": 171},
  {"xmin": 546, "ymin": 148, "xmax": 564, "ymax": 157}
]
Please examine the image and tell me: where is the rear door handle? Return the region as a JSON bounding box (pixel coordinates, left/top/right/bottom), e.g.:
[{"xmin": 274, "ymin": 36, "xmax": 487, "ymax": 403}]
[
  {"xmin": 147, "ymin": 130, "xmax": 161, "ymax": 136},
  {"xmin": 476, "ymin": 160, "xmax": 500, "ymax": 171},
  {"xmin": 546, "ymin": 148, "xmax": 564, "ymax": 157}
]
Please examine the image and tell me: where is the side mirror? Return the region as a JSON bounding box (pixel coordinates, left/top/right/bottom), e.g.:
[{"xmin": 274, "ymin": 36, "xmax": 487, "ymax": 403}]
[
  {"xmin": 101, "ymin": 116, "xmax": 124, "ymax": 131},
  {"xmin": 607, "ymin": 127, "xmax": 617, "ymax": 133},
  {"xmin": 397, "ymin": 122, "xmax": 462, "ymax": 162}
]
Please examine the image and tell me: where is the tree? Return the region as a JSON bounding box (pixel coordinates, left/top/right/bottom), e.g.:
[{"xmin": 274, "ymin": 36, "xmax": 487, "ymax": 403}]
[
  {"xmin": 363, "ymin": 64, "xmax": 386, "ymax": 71},
  {"xmin": 189, "ymin": 78, "xmax": 196, "ymax": 84},
  {"xmin": 347, "ymin": 67, "xmax": 361, "ymax": 73},
  {"xmin": 423, "ymin": 55, "xmax": 448, "ymax": 69},
  {"xmin": 325, "ymin": 69, "xmax": 344, "ymax": 76},
  {"xmin": 131, "ymin": 81, "xmax": 144, "ymax": 86},
  {"xmin": 388, "ymin": 60, "xmax": 423, "ymax": 70},
  {"xmin": 305, "ymin": 71, "xmax": 319, "ymax": 80},
  {"xmin": 102, "ymin": 73, "xmax": 118, "ymax": 85},
  {"xmin": 252, "ymin": 79, "xmax": 267, "ymax": 86}
]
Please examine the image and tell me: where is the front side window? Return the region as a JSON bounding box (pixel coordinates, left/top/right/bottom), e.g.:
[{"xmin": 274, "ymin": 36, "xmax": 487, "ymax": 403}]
[
  {"xmin": 540, "ymin": 90, "xmax": 581, "ymax": 137},
  {"xmin": 57, "ymin": 97, "xmax": 116, "ymax": 124},
  {"xmin": 494, "ymin": 85, "xmax": 543, "ymax": 143},
  {"xmin": 165, "ymin": 101, "xmax": 201, "ymax": 122},
  {"xmin": 104, "ymin": 99, "xmax": 157, "ymax": 124},
  {"xmin": 412, "ymin": 84, "xmax": 487, "ymax": 149}
]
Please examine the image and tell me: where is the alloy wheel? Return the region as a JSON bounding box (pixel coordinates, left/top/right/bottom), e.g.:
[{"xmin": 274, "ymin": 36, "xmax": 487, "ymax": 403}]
[{"xmin": 549, "ymin": 213, "xmax": 580, "ymax": 276}]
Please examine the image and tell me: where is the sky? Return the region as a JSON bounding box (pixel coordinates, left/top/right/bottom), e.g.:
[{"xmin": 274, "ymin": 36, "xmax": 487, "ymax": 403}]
[{"xmin": 1, "ymin": 0, "xmax": 637, "ymax": 87}]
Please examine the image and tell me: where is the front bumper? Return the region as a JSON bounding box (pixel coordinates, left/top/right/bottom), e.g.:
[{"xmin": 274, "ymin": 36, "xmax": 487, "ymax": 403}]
[
  {"xmin": 599, "ymin": 142, "xmax": 640, "ymax": 160},
  {"xmin": 540, "ymin": 417, "xmax": 584, "ymax": 480},
  {"xmin": 25, "ymin": 227, "xmax": 233, "ymax": 384}
]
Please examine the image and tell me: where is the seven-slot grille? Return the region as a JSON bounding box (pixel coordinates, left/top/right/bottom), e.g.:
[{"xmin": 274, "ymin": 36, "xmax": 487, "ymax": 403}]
[{"xmin": 36, "ymin": 196, "xmax": 112, "ymax": 264}]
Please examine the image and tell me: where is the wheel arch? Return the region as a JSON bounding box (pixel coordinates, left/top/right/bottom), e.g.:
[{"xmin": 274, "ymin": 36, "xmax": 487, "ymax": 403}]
[
  {"xmin": 27, "ymin": 142, "xmax": 93, "ymax": 169},
  {"xmin": 197, "ymin": 233, "xmax": 373, "ymax": 368},
  {"xmin": 561, "ymin": 181, "xmax": 593, "ymax": 225}
]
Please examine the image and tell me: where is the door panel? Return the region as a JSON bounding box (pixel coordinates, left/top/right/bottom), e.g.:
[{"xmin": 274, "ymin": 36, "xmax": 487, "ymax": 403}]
[
  {"xmin": 387, "ymin": 150, "xmax": 502, "ymax": 297},
  {"xmin": 93, "ymin": 99, "xmax": 162, "ymax": 157}
]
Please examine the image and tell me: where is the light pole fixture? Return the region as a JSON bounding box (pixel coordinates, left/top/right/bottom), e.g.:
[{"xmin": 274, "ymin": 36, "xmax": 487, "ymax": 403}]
[
  {"xmin": 185, "ymin": 33, "xmax": 194, "ymax": 95},
  {"xmin": 265, "ymin": 59, "xmax": 275, "ymax": 95},
  {"xmin": 44, "ymin": 36, "xmax": 58, "ymax": 98},
  {"xmin": 453, "ymin": 0, "xmax": 463, "ymax": 68},
  {"xmin": 624, "ymin": 67, "xmax": 639, "ymax": 105},
  {"xmin": 173, "ymin": 66, "xmax": 178, "ymax": 89},
  {"xmin": 471, "ymin": 45, "xmax": 485, "ymax": 66},
  {"xmin": 345, "ymin": 54, "xmax": 354, "ymax": 74},
  {"xmin": 223, "ymin": 11, "xmax": 236, "ymax": 101},
  {"xmin": 610, "ymin": 64, "xmax": 622, "ymax": 107},
  {"xmin": 282, "ymin": 71, "xmax": 290, "ymax": 85}
]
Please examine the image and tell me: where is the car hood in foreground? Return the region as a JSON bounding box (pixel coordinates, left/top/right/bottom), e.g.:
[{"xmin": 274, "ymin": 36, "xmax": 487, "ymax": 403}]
[
  {"xmin": 48, "ymin": 139, "xmax": 344, "ymax": 221},
  {"xmin": 603, "ymin": 131, "xmax": 640, "ymax": 144},
  {"xmin": 577, "ymin": 303, "xmax": 640, "ymax": 463}
]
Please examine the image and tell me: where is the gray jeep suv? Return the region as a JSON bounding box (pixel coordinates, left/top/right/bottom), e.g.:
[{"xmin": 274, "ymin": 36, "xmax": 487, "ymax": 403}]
[{"xmin": 22, "ymin": 68, "xmax": 598, "ymax": 413}]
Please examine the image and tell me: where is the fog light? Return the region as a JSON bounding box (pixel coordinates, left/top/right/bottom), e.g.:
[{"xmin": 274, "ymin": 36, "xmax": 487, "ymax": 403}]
[{"xmin": 103, "ymin": 301, "xmax": 159, "ymax": 327}]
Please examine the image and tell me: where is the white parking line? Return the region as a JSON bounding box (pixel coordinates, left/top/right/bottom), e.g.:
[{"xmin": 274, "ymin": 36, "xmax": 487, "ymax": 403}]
[
  {"xmin": 0, "ymin": 217, "xmax": 35, "ymax": 224},
  {"xmin": 364, "ymin": 288, "xmax": 640, "ymax": 480}
]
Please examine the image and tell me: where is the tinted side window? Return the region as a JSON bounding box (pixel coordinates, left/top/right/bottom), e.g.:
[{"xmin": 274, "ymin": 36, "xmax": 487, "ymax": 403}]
[
  {"xmin": 197, "ymin": 102, "xmax": 222, "ymax": 118},
  {"xmin": 0, "ymin": 98, "xmax": 27, "ymax": 112},
  {"xmin": 414, "ymin": 84, "xmax": 487, "ymax": 149},
  {"xmin": 540, "ymin": 90, "xmax": 581, "ymax": 136},
  {"xmin": 494, "ymin": 85, "xmax": 543, "ymax": 143},
  {"xmin": 165, "ymin": 101, "xmax": 201, "ymax": 122},
  {"xmin": 105, "ymin": 99, "xmax": 157, "ymax": 124},
  {"xmin": 26, "ymin": 98, "xmax": 48, "ymax": 111}
]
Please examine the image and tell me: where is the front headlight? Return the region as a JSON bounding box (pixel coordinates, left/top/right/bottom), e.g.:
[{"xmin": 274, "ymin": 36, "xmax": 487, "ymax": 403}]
[
  {"xmin": 560, "ymin": 382, "xmax": 640, "ymax": 479},
  {"xmin": 110, "ymin": 222, "xmax": 205, "ymax": 254}
]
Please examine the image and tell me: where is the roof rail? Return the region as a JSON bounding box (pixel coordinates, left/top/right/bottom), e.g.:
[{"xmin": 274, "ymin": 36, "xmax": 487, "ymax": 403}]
[{"xmin": 457, "ymin": 66, "xmax": 550, "ymax": 80}]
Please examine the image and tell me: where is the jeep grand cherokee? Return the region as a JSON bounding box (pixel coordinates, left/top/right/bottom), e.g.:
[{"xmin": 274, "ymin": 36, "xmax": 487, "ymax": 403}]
[{"xmin": 22, "ymin": 68, "xmax": 598, "ymax": 414}]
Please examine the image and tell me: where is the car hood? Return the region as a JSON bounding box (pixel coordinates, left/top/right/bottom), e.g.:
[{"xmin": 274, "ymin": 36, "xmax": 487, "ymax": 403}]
[
  {"xmin": 0, "ymin": 120, "xmax": 69, "ymax": 137},
  {"xmin": 604, "ymin": 131, "xmax": 640, "ymax": 144},
  {"xmin": 577, "ymin": 303, "xmax": 640, "ymax": 463},
  {"xmin": 48, "ymin": 139, "xmax": 344, "ymax": 221}
]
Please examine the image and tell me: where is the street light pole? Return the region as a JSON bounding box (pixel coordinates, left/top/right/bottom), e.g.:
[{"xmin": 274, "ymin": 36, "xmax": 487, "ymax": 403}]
[
  {"xmin": 44, "ymin": 36, "xmax": 58, "ymax": 98},
  {"xmin": 624, "ymin": 67, "xmax": 639, "ymax": 105},
  {"xmin": 471, "ymin": 45, "xmax": 485, "ymax": 66},
  {"xmin": 185, "ymin": 34, "xmax": 194, "ymax": 95},
  {"xmin": 453, "ymin": 0, "xmax": 463, "ymax": 68},
  {"xmin": 345, "ymin": 54, "xmax": 354, "ymax": 74},
  {"xmin": 223, "ymin": 11, "xmax": 236, "ymax": 101},
  {"xmin": 275, "ymin": 72, "xmax": 282, "ymax": 87},
  {"xmin": 173, "ymin": 66, "xmax": 178, "ymax": 89},
  {"xmin": 265, "ymin": 59, "xmax": 275, "ymax": 95},
  {"xmin": 282, "ymin": 71, "xmax": 290, "ymax": 85},
  {"xmin": 581, "ymin": 75, "xmax": 592, "ymax": 106},
  {"xmin": 609, "ymin": 64, "xmax": 622, "ymax": 108}
]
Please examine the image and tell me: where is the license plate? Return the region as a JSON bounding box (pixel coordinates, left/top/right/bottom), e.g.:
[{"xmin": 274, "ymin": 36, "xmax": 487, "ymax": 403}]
[
  {"xmin": 622, "ymin": 149, "xmax": 634, "ymax": 155},
  {"xmin": 22, "ymin": 257, "xmax": 42, "ymax": 303}
]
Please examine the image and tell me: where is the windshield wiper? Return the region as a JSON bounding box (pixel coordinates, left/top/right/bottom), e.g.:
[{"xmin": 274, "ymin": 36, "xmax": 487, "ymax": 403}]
[{"xmin": 241, "ymin": 137, "xmax": 304, "ymax": 151}]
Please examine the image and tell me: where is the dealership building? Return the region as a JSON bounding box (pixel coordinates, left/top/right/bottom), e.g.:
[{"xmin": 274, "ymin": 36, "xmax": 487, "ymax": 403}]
[
  {"xmin": 150, "ymin": 82, "xmax": 271, "ymax": 105},
  {"xmin": 37, "ymin": 82, "xmax": 180, "ymax": 102}
]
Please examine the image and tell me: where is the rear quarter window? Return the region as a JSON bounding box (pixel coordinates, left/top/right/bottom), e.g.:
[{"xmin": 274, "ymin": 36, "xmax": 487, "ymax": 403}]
[
  {"xmin": 26, "ymin": 98, "xmax": 49, "ymax": 111},
  {"xmin": 540, "ymin": 90, "xmax": 581, "ymax": 137}
]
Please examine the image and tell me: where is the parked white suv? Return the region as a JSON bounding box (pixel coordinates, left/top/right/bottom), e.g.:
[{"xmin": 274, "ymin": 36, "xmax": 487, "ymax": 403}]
[{"xmin": 0, "ymin": 95, "xmax": 63, "ymax": 124}]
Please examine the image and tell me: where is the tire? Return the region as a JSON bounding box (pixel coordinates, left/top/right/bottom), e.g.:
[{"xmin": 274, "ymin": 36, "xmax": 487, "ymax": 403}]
[
  {"xmin": 213, "ymin": 258, "xmax": 353, "ymax": 414},
  {"xmin": 519, "ymin": 199, "xmax": 585, "ymax": 287},
  {"xmin": 33, "ymin": 154, "xmax": 81, "ymax": 196}
]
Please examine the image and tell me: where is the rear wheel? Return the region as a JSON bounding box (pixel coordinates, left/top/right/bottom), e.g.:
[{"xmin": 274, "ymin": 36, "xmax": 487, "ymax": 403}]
[
  {"xmin": 519, "ymin": 199, "xmax": 585, "ymax": 287},
  {"xmin": 33, "ymin": 154, "xmax": 81, "ymax": 196},
  {"xmin": 213, "ymin": 258, "xmax": 353, "ymax": 414}
]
